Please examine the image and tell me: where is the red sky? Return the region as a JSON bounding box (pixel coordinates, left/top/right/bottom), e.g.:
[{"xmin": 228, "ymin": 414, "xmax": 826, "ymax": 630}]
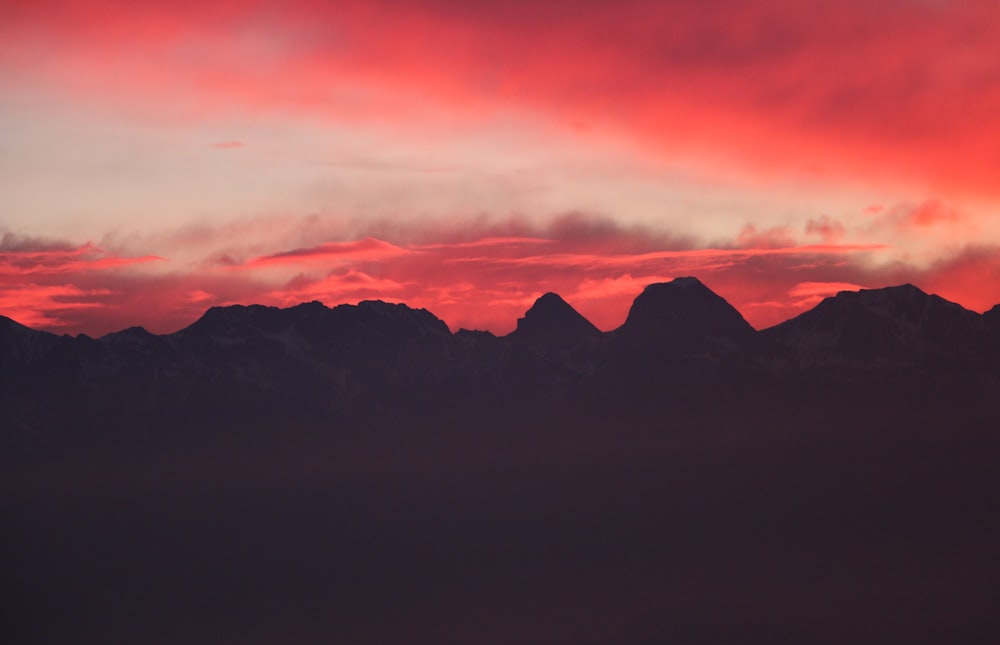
[{"xmin": 2, "ymin": 0, "xmax": 1000, "ymax": 335}]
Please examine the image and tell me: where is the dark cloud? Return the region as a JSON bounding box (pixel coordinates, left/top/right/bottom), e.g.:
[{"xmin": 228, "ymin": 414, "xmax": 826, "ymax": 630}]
[
  {"xmin": 805, "ymin": 215, "xmax": 845, "ymax": 242},
  {"xmin": 0, "ymin": 232, "xmax": 77, "ymax": 253}
]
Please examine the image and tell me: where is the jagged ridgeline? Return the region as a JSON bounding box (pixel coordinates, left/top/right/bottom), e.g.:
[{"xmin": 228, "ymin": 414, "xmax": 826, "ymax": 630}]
[
  {"xmin": 3, "ymin": 276, "xmax": 1000, "ymax": 442},
  {"xmin": 6, "ymin": 278, "xmax": 1000, "ymax": 645}
]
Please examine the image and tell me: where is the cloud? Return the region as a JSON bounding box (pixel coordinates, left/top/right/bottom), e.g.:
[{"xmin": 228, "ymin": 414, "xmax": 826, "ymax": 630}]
[
  {"xmin": 894, "ymin": 200, "xmax": 961, "ymax": 229},
  {"xmin": 804, "ymin": 216, "xmax": 846, "ymax": 243},
  {"xmin": 268, "ymin": 269, "xmax": 408, "ymax": 306},
  {"xmin": 3, "ymin": 217, "xmax": 999, "ymax": 336},
  {"xmin": 412, "ymin": 237, "xmax": 554, "ymax": 250},
  {"xmin": 245, "ymin": 237, "xmax": 412, "ymax": 266},
  {"xmin": 7, "ymin": 3, "xmax": 999, "ymax": 334},
  {"xmin": 0, "ymin": 232, "xmax": 77, "ymax": 253},
  {"xmin": 0, "ymin": 284, "xmax": 112, "ymax": 329},
  {"xmin": 916, "ymin": 245, "xmax": 1000, "ymax": 313},
  {"xmin": 735, "ymin": 225, "xmax": 797, "ymax": 250},
  {"xmin": 861, "ymin": 200, "xmax": 963, "ymax": 237},
  {"xmin": 210, "ymin": 140, "xmax": 245, "ymax": 149},
  {"xmin": 0, "ymin": 241, "xmax": 163, "ymax": 276},
  {"xmin": 5, "ymin": 0, "xmax": 1000, "ymax": 197},
  {"xmin": 788, "ymin": 281, "xmax": 868, "ymax": 307}
]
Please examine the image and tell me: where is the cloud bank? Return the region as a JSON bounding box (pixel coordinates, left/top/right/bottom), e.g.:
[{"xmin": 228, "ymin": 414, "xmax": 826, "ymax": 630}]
[{"xmin": 4, "ymin": 215, "xmax": 1000, "ymax": 337}]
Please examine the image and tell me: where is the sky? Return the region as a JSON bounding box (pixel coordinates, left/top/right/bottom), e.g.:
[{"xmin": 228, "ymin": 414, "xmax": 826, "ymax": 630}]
[{"xmin": 2, "ymin": 0, "xmax": 1000, "ymax": 336}]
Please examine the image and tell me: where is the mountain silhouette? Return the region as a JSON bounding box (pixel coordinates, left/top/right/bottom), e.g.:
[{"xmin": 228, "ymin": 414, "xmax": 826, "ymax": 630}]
[
  {"xmin": 761, "ymin": 283, "xmax": 990, "ymax": 366},
  {"xmin": 619, "ymin": 278, "xmax": 754, "ymax": 339},
  {"xmin": 510, "ymin": 292, "xmax": 601, "ymax": 345},
  {"xmin": 5, "ymin": 279, "xmax": 1000, "ymax": 645},
  {"xmin": 611, "ymin": 277, "xmax": 757, "ymax": 368},
  {"xmin": 0, "ymin": 314, "xmax": 64, "ymax": 369},
  {"xmin": 3, "ymin": 277, "xmax": 997, "ymax": 438}
]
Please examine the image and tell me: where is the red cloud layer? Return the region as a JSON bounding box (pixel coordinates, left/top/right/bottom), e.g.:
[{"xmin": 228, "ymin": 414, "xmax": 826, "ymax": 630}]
[
  {"xmin": 4, "ymin": 0, "xmax": 999, "ymax": 196},
  {"xmin": 4, "ymin": 218, "xmax": 1000, "ymax": 337}
]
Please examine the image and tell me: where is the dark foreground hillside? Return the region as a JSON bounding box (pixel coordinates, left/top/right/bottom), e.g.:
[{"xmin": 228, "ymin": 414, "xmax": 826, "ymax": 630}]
[{"xmin": 4, "ymin": 278, "xmax": 1000, "ymax": 644}]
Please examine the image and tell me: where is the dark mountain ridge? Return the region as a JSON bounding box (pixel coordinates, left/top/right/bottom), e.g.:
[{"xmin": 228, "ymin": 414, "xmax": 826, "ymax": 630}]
[
  {"xmin": 761, "ymin": 283, "xmax": 995, "ymax": 368},
  {"xmin": 615, "ymin": 277, "xmax": 756, "ymax": 347},
  {"xmin": 2, "ymin": 276, "xmax": 997, "ymax": 443},
  {"xmin": 5, "ymin": 277, "xmax": 1000, "ymax": 645},
  {"xmin": 510, "ymin": 292, "xmax": 601, "ymax": 345}
]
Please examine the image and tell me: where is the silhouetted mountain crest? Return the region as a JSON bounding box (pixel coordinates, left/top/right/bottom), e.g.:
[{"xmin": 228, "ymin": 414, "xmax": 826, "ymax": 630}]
[
  {"xmin": 615, "ymin": 277, "xmax": 755, "ymax": 356},
  {"xmin": 349, "ymin": 300, "xmax": 452, "ymax": 338},
  {"xmin": 511, "ymin": 293, "xmax": 600, "ymax": 344},
  {"xmin": 762, "ymin": 283, "xmax": 987, "ymax": 365},
  {"xmin": 4, "ymin": 277, "xmax": 1000, "ymax": 428},
  {"xmin": 94, "ymin": 326, "xmax": 172, "ymax": 361},
  {"xmin": 0, "ymin": 315, "xmax": 65, "ymax": 369},
  {"xmin": 181, "ymin": 303, "xmax": 292, "ymax": 339},
  {"xmin": 175, "ymin": 299, "xmax": 451, "ymax": 345},
  {"xmin": 98, "ymin": 326, "xmax": 157, "ymax": 342}
]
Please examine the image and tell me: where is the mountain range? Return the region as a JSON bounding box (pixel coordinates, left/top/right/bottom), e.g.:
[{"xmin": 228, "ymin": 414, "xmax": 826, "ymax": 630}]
[
  {"xmin": 3, "ymin": 276, "xmax": 999, "ymax": 440},
  {"xmin": 5, "ymin": 277, "xmax": 1000, "ymax": 644}
]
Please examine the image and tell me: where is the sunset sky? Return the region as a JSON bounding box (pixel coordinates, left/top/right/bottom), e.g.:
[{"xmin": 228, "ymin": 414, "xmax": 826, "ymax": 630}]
[{"xmin": 2, "ymin": 0, "xmax": 1000, "ymax": 335}]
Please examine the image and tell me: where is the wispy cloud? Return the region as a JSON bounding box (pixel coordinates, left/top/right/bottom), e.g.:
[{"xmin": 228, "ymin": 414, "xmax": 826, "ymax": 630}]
[
  {"xmin": 0, "ymin": 241, "xmax": 163, "ymax": 276},
  {"xmin": 245, "ymin": 238, "xmax": 412, "ymax": 267}
]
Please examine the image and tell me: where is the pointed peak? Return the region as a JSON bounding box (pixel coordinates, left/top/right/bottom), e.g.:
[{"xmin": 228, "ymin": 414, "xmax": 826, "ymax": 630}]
[
  {"xmin": 524, "ymin": 292, "xmax": 575, "ymax": 316},
  {"xmin": 100, "ymin": 326, "xmax": 156, "ymax": 340},
  {"xmin": 97, "ymin": 326, "xmax": 167, "ymax": 350},
  {"xmin": 513, "ymin": 292, "xmax": 599, "ymax": 341},
  {"xmin": 119, "ymin": 325, "xmax": 155, "ymax": 335}
]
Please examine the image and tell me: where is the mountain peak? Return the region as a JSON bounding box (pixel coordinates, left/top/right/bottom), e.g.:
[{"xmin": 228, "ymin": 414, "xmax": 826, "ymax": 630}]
[
  {"xmin": 665, "ymin": 276, "xmax": 708, "ymax": 289},
  {"xmin": 350, "ymin": 300, "xmax": 452, "ymax": 337},
  {"xmin": 617, "ymin": 278, "xmax": 755, "ymax": 347},
  {"xmin": 97, "ymin": 326, "xmax": 159, "ymax": 347},
  {"xmin": 823, "ymin": 283, "xmax": 971, "ymax": 320},
  {"xmin": 857, "ymin": 283, "xmax": 926, "ymax": 302},
  {"xmin": 764, "ymin": 283, "xmax": 984, "ymax": 364},
  {"xmin": 180, "ymin": 303, "xmax": 289, "ymax": 338},
  {"xmin": 512, "ymin": 292, "xmax": 600, "ymax": 343}
]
